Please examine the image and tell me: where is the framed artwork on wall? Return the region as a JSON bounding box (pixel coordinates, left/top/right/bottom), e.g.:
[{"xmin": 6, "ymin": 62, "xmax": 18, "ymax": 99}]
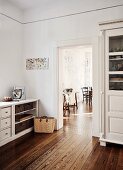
[
  {"xmin": 12, "ymin": 86, "xmax": 26, "ymax": 100},
  {"xmin": 26, "ymin": 57, "xmax": 49, "ymax": 70}
]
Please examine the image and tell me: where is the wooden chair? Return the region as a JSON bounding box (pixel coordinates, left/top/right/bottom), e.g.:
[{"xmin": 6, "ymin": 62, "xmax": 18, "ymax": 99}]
[
  {"xmin": 82, "ymin": 87, "xmax": 93, "ymax": 105},
  {"xmin": 88, "ymin": 88, "xmax": 92, "ymax": 105},
  {"xmin": 63, "ymin": 94, "xmax": 70, "ymax": 116},
  {"xmin": 81, "ymin": 87, "xmax": 89, "ymax": 103},
  {"xmin": 63, "ymin": 89, "xmax": 78, "ymax": 116},
  {"xmin": 75, "ymin": 92, "xmax": 78, "ymax": 109}
]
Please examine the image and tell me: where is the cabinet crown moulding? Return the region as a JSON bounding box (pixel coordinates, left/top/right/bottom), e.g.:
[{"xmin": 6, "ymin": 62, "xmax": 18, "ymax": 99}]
[
  {"xmin": 99, "ymin": 18, "xmax": 123, "ymax": 26},
  {"xmin": 99, "ymin": 19, "xmax": 123, "ymax": 31}
]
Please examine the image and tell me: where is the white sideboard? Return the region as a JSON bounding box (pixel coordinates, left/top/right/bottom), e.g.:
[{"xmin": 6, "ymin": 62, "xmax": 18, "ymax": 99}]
[{"xmin": 0, "ymin": 99, "xmax": 39, "ymax": 147}]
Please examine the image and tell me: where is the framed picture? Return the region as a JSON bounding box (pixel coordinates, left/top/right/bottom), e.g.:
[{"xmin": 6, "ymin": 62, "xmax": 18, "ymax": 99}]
[
  {"xmin": 26, "ymin": 58, "xmax": 49, "ymax": 70},
  {"xmin": 12, "ymin": 86, "xmax": 26, "ymax": 100}
]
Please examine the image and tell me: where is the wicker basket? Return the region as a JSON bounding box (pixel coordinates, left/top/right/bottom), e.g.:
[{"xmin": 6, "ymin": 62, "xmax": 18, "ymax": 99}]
[{"xmin": 34, "ymin": 116, "xmax": 55, "ymax": 133}]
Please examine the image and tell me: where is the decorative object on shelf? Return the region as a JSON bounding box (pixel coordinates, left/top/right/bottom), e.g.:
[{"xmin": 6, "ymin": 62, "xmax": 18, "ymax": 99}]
[
  {"xmin": 26, "ymin": 57, "xmax": 49, "ymax": 70},
  {"xmin": 3, "ymin": 96, "xmax": 13, "ymax": 102},
  {"xmin": 12, "ymin": 86, "xmax": 26, "ymax": 100},
  {"xmin": 118, "ymin": 63, "xmax": 123, "ymax": 71},
  {"xmin": 109, "ymin": 54, "xmax": 123, "ymax": 71}
]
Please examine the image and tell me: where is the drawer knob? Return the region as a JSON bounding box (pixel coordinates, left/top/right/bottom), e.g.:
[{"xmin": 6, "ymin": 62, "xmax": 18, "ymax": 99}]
[
  {"xmin": 5, "ymin": 122, "xmax": 8, "ymax": 124},
  {"xmin": 5, "ymin": 132, "xmax": 8, "ymax": 135},
  {"xmin": 5, "ymin": 111, "xmax": 8, "ymax": 113}
]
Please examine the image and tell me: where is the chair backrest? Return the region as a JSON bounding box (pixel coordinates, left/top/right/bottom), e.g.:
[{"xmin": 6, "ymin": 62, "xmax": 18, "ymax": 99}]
[
  {"xmin": 63, "ymin": 88, "xmax": 73, "ymax": 95},
  {"xmin": 63, "ymin": 93, "xmax": 69, "ymax": 102},
  {"xmin": 88, "ymin": 87, "xmax": 92, "ymax": 91},
  {"xmin": 81, "ymin": 87, "xmax": 88, "ymax": 94},
  {"xmin": 63, "ymin": 90, "xmax": 76, "ymax": 105},
  {"xmin": 89, "ymin": 87, "xmax": 93, "ymax": 96}
]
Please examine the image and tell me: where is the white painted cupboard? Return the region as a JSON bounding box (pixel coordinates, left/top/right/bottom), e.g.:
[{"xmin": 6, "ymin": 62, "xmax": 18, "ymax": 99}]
[
  {"xmin": 0, "ymin": 99, "xmax": 38, "ymax": 147},
  {"xmin": 99, "ymin": 19, "xmax": 123, "ymax": 146}
]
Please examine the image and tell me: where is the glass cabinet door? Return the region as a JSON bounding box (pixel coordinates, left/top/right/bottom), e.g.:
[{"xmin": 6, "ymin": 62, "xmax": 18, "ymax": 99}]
[{"xmin": 109, "ymin": 35, "xmax": 123, "ymax": 90}]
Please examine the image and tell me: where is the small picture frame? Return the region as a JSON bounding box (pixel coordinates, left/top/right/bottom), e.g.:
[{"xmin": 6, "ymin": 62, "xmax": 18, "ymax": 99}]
[{"xmin": 12, "ymin": 86, "xmax": 26, "ymax": 100}]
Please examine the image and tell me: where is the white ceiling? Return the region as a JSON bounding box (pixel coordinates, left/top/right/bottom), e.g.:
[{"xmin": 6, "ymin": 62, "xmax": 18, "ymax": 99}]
[{"xmin": 7, "ymin": 0, "xmax": 49, "ymax": 10}]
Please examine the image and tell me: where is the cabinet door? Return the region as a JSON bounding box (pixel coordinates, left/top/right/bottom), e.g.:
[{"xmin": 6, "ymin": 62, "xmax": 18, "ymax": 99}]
[{"xmin": 105, "ymin": 28, "xmax": 123, "ymax": 142}]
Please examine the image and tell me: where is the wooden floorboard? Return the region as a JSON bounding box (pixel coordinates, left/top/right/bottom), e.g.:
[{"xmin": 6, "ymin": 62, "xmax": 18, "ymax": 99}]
[
  {"xmin": 26, "ymin": 134, "xmax": 73, "ymax": 170},
  {"xmin": 116, "ymin": 147, "xmax": 123, "ymax": 170},
  {"xmin": 105, "ymin": 146, "xmax": 120, "ymax": 170},
  {"xmin": 5, "ymin": 131, "xmax": 65, "ymax": 170},
  {"xmin": 26, "ymin": 134, "xmax": 79, "ymax": 170},
  {"xmin": 0, "ymin": 103, "xmax": 123, "ymax": 170},
  {"xmin": 36, "ymin": 136, "xmax": 90, "ymax": 170},
  {"xmin": 70, "ymin": 138, "xmax": 99, "ymax": 170}
]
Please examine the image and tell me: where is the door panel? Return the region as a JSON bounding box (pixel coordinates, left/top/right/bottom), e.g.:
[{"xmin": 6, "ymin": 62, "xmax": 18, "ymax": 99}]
[
  {"xmin": 109, "ymin": 95, "xmax": 123, "ymax": 112},
  {"xmin": 110, "ymin": 117, "xmax": 123, "ymax": 134}
]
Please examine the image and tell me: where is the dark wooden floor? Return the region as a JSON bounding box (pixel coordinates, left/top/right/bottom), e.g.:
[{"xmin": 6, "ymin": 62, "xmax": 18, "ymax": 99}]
[{"xmin": 0, "ymin": 103, "xmax": 123, "ymax": 170}]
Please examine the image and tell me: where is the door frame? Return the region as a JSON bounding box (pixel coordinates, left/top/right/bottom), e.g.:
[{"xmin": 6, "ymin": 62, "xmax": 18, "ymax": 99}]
[{"xmin": 54, "ymin": 37, "xmax": 99, "ymax": 136}]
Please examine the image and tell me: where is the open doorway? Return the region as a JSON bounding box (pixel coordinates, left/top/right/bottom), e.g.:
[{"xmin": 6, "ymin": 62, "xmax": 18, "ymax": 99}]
[{"xmin": 58, "ymin": 45, "xmax": 93, "ymax": 134}]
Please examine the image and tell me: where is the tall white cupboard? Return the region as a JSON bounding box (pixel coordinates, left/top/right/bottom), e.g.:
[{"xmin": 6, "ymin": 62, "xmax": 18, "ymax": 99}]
[{"xmin": 99, "ymin": 19, "xmax": 123, "ymax": 146}]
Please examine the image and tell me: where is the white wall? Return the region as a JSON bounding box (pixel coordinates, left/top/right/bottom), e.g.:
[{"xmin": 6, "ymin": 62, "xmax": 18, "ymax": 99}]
[
  {"xmin": 23, "ymin": 2, "xmax": 123, "ymax": 136},
  {"xmin": 0, "ymin": 0, "xmax": 24, "ymax": 99}
]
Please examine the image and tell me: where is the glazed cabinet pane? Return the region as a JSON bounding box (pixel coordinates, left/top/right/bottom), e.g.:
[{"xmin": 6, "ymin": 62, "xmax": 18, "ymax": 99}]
[
  {"xmin": 109, "ymin": 74, "xmax": 123, "ymax": 90},
  {"xmin": 109, "ymin": 35, "xmax": 123, "ymax": 52},
  {"xmin": 109, "ymin": 55, "xmax": 123, "ymax": 71}
]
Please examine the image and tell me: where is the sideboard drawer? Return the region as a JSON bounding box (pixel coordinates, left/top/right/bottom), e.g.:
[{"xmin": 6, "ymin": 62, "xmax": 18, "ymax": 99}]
[
  {"xmin": 1, "ymin": 107, "xmax": 11, "ymax": 118},
  {"xmin": 1, "ymin": 118, "xmax": 11, "ymax": 130},
  {"xmin": 0, "ymin": 128, "xmax": 11, "ymax": 141}
]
